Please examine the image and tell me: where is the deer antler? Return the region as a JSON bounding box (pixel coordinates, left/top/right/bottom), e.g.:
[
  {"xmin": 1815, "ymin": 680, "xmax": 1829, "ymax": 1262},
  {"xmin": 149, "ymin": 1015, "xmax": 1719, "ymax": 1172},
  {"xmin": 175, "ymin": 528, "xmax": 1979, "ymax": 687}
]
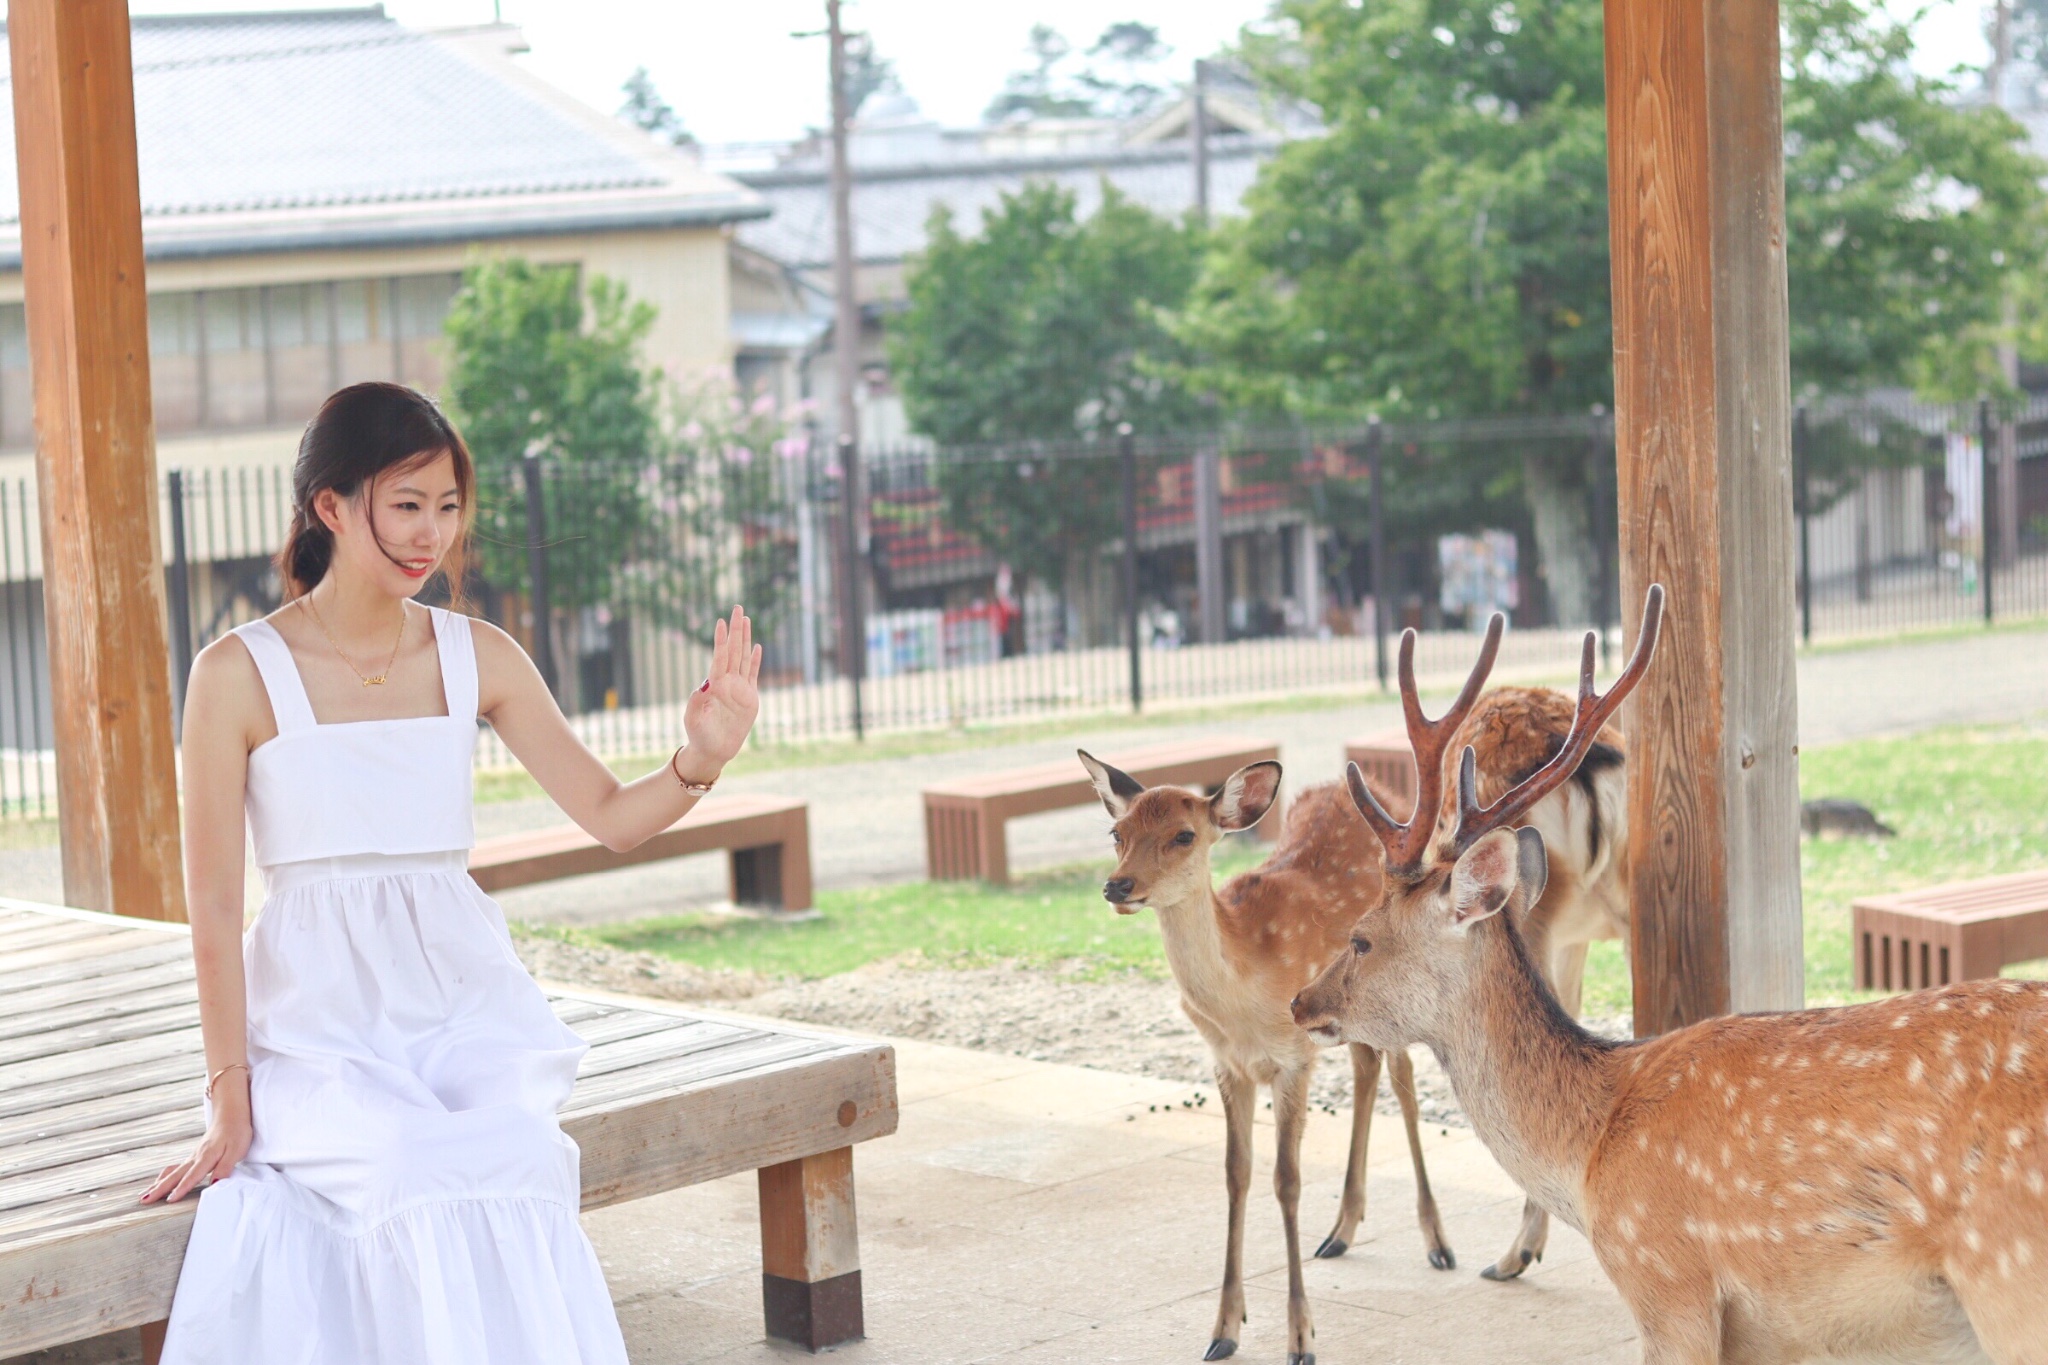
[
  {"xmin": 1448, "ymin": 584, "xmax": 1665, "ymax": 856},
  {"xmin": 1346, "ymin": 612, "xmax": 1505, "ymax": 874}
]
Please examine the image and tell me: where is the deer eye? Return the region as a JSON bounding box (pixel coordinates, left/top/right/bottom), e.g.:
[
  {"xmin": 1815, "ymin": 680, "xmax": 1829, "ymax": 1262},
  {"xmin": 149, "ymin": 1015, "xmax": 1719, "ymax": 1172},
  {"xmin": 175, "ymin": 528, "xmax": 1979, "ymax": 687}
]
[
  {"xmin": 1173, "ymin": 830, "xmax": 1196, "ymax": 847},
  {"xmin": 1351, "ymin": 936, "xmax": 1373, "ymax": 955},
  {"xmin": 1110, "ymin": 829, "xmax": 1123, "ymax": 848}
]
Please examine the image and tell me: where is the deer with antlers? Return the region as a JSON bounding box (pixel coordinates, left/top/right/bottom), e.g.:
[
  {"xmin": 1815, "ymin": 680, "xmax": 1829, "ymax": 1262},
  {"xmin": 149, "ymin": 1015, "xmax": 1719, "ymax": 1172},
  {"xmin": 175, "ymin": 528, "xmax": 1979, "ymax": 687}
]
[{"xmin": 1293, "ymin": 585, "xmax": 2048, "ymax": 1364}]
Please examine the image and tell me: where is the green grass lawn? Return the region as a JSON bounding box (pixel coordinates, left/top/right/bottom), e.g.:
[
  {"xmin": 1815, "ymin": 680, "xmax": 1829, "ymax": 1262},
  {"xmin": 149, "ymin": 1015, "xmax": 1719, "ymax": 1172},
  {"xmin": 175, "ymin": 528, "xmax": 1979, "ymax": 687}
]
[
  {"xmin": 533, "ymin": 724, "xmax": 2048, "ymax": 1006},
  {"xmin": 1575, "ymin": 723, "xmax": 2048, "ymax": 1015}
]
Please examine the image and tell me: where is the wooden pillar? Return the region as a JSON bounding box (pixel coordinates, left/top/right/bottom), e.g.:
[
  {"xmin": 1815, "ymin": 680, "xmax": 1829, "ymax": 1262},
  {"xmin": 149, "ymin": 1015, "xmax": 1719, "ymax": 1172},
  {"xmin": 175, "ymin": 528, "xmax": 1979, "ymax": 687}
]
[
  {"xmin": 1604, "ymin": 0, "xmax": 1802, "ymax": 1032},
  {"xmin": 8, "ymin": 1, "xmax": 185, "ymax": 921},
  {"xmin": 758, "ymin": 1146, "xmax": 864, "ymax": 1351}
]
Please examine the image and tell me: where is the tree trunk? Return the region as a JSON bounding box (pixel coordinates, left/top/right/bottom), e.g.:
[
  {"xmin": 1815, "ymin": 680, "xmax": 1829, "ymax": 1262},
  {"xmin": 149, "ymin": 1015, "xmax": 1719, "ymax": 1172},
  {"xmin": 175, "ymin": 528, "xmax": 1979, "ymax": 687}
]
[{"xmin": 1522, "ymin": 449, "xmax": 1600, "ymax": 626}]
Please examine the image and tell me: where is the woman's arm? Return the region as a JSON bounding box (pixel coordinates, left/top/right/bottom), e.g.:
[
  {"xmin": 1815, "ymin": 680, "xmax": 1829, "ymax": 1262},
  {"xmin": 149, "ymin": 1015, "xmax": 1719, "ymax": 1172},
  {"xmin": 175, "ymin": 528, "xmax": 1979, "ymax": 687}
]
[
  {"xmin": 477, "ymin": 605, "xmax": 762, "ymax": 852},
  {"xmin": 143, "ymin": 637, "xmax": 261, "ymax": 1204}
]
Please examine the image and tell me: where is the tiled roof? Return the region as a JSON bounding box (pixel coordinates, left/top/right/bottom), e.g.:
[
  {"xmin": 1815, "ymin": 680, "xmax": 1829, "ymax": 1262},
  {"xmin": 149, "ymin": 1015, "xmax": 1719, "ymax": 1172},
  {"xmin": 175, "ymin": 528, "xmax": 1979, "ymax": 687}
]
[
  {"xmin": 0, "ymin": 7, "xmax": 763, "ymax": 264},
  {"xmin": 735, "ymin": 141, "xmax": 1272, "ymax": 271}
]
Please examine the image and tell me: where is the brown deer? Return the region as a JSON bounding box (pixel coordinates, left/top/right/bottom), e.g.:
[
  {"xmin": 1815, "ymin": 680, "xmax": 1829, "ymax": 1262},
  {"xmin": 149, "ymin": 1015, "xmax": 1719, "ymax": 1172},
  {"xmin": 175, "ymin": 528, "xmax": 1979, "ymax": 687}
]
[
  {"xmin": 1415, "ymin": 683, "xmax": 1631, "ymax": 1281},
  {"xmin": 1293, "ymin": 585, "xmax": 2048, "ymax": 1364},
  {"xmin": 1077, "ymin": 654, "xmax": 1530, "ymax": 1361}
]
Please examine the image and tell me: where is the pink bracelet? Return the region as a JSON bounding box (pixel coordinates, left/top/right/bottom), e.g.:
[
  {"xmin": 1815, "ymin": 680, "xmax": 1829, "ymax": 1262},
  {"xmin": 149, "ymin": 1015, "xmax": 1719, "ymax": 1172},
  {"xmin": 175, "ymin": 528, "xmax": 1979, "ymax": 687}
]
[{"xmin": 670, "ymin": 746, "xmax": 716, "ymax": 794}]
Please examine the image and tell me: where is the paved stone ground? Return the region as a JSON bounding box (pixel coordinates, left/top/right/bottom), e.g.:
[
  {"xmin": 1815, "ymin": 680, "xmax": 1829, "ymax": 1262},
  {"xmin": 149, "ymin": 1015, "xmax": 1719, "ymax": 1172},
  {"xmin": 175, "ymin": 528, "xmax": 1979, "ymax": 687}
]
[
  {"xmin": 0, "ymin": 625, "xmax": 2038, "ymax": 920},
  {"xmin": 8, "ymin": 1023, "xmax": 1639, "ymax": 1365}
]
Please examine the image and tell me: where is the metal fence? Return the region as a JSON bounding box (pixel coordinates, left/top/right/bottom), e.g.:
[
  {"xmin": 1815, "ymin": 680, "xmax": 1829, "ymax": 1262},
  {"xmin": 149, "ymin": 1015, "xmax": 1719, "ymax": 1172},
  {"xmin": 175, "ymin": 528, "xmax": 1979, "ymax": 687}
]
[{"xmin": 0, "ymin": 395, "xmax": 2039, "ymax": 816}]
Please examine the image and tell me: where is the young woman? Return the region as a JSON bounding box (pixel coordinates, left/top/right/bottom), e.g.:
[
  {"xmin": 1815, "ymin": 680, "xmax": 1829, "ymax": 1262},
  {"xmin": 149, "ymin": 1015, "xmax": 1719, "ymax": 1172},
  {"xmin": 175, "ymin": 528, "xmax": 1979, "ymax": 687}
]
[{"xmin": 145, "ymin": 382, "xmax": 761, "ymax": 1363}]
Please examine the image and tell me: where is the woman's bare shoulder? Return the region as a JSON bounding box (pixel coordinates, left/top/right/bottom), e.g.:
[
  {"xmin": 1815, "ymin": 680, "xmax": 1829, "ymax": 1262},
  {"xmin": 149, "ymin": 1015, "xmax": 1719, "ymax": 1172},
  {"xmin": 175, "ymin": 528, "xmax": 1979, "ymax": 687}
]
[{"xmin": 184, "ymin": 630, "xmax": 271, "ymax": 741}]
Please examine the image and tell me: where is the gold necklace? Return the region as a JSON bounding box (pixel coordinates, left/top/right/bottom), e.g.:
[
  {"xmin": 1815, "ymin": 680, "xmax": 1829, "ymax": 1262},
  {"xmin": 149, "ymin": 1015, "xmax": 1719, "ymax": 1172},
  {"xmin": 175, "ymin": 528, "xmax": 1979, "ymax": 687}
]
[{"xmin": 300, "ymin": 596, "xmax": 407, "ymax": 687}]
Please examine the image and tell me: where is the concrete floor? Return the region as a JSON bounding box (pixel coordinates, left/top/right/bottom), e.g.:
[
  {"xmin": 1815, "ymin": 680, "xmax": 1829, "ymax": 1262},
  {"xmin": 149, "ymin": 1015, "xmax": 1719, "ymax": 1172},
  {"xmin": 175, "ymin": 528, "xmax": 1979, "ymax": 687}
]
[
  {"xmin": 585, "ymin": 1016, "xmax": 1638, "ymax": 1365},
  {"xmin": 8, "ymin": 1017, "xmax": 1637, "ymax": 1365}
]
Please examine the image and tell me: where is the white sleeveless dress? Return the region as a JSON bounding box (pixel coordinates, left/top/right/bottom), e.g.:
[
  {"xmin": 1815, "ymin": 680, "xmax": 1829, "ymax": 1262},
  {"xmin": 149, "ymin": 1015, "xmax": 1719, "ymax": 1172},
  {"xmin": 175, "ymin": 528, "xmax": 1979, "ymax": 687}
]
[{"xmin": 160, "ymin": 606, "xmax": 630, "ymax": 1365}]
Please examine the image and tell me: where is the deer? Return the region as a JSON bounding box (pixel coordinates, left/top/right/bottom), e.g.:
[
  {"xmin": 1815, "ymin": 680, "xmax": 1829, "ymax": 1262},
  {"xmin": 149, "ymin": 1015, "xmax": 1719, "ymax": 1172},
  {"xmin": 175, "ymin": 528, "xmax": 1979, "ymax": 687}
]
[
  {"xmin": 1412, "ymin": 682, "xmax": 1631, "ymax": 1281},
  {"xmin": 1076, "ymin": 749, "xmax": 1455, "ymax": 1365},
  {"xmin": 1291, "ymin": 584, "xmax": 2048, "ymax": 1365}
]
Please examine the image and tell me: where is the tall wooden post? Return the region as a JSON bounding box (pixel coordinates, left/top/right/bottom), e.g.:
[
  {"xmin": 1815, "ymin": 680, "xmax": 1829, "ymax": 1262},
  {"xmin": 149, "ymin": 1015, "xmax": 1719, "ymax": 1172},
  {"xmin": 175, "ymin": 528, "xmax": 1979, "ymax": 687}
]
[
  {"xmin": 1604, "ymin": 0, "xmax": 1801, "ymax": 1031},
  {"xmin": 9, "ymin": 1, "xmax": 186, "ymax": 922}
]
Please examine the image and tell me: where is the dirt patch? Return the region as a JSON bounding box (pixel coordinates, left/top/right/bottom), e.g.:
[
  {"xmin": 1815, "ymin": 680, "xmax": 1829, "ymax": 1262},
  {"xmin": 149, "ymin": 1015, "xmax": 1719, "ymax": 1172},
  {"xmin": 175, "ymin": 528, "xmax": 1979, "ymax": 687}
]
[{"xmin": 510, "ymin": 934, "xmax": 1647, "ymax": 1128}]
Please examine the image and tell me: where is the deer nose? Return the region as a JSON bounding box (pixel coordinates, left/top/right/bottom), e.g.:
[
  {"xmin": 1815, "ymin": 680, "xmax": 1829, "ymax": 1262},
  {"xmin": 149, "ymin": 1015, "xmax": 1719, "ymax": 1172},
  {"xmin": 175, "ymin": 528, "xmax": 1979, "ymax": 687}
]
[
  {"xmin": 1103, "ymin": 877, "xmax": 1134, "ymax": 904},
  {"xmin": 1289, "ymin": 993, "xmax": 1317, "ymax": 1026}
]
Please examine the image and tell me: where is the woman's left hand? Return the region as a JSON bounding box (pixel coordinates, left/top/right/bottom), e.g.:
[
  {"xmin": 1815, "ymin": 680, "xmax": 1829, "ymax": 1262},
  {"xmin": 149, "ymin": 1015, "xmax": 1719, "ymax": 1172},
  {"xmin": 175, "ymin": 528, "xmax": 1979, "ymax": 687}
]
[{"xmin": 679, "ymin": 606, "xmax": 762, "ymax": 776}]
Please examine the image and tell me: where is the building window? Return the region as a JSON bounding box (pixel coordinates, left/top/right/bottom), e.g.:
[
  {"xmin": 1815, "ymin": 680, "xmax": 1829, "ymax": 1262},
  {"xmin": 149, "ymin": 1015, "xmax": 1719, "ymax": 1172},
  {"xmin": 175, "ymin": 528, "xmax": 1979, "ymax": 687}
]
[{"xmin": 0, "ymin": 270, "xmax": 463, "ymax": 452}]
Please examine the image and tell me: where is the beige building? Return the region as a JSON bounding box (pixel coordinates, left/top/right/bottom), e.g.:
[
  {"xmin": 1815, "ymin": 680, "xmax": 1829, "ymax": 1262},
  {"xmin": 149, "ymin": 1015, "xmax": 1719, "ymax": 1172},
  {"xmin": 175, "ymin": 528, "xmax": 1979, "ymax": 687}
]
[
  {"xmin": 0, "ymin": 7, "xmax": 768, "ymax": 487},
  {"xmin": 0, "ymin": 6, "xmax": 783, "ymax": 746}
]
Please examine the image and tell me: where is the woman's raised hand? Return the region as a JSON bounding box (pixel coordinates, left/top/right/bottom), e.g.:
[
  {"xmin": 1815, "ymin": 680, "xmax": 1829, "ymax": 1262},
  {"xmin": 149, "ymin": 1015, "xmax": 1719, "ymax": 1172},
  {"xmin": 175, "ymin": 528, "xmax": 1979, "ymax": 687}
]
[
  {"xmin": 141, "ymin": 1072, "xmax": 252, "ymax": 1204},
  {"xmin": 680, "ymin": 606, "xmax": 762, "ymax": 774}
]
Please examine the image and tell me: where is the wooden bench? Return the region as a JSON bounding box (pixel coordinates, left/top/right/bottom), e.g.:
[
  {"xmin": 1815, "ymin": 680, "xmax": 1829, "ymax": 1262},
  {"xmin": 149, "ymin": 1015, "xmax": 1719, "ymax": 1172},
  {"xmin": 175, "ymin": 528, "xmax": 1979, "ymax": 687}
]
[
  {"xmin": 0, "ymin": 899, "xmax": 896, "ymax": 1359},
  {"xmin": 470, "ymin": 792, "xmax": 813, "ymax": 913},
  {"xmin": 923, "ymin": 735, "xmax": 1282, "ymax": 884},
  {"xmin": 1344, "ymin": 727, "xmax": 1418, "ymax": 814},
  {"xmin": 1852, "ymin": 869, "xmax": 2048, "ymax": 992}
]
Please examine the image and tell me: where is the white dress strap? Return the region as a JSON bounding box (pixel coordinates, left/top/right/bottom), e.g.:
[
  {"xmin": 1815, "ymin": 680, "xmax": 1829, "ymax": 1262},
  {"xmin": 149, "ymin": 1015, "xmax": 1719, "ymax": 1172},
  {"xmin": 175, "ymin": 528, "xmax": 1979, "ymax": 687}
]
[
  {"xmin": 233, "ymin": 620, "xmax": 318, "ymax": 735},
  {"xmin": 430, "ymin": 607, "xmax": 479, "ymax": 722}
]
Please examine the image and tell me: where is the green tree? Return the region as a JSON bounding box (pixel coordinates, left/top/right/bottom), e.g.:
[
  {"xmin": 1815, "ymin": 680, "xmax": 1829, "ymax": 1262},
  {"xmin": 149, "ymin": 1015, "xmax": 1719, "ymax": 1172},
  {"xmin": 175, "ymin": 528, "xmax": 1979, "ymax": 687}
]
[
  {"xmin": 889, "ymin": 181, "xmax": 1202, "ymax": 591},
  {"xmin": 619, "ymin": 67, "xmax": 695, "ymax": 147},
  {"xmin": 1177, "ymin": 0, "xmax": 2044, "ymax": 622},
  {"xmin": 443, "ymin": 257, "xmax": 660, "ymax": 612}
]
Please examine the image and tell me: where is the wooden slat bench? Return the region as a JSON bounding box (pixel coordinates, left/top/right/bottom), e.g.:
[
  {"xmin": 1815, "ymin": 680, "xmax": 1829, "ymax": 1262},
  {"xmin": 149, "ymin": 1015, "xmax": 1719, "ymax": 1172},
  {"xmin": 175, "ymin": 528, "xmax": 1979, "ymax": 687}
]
[
  {"xmin": 923, "ymin": 735, "xmax": 1282, "ymax": 884},
  {"xmin": 1343, "ymin": 727, "xmax": 1417, "ymax": 814},
  {"xmin": 470, "ymin": 792, "xmax": 814, "ymax": 913},
  {"xmin": 0, "ymin": 899, "xmax": 896, "ymax": 1359},
  {"xmin": 1852, "ymin": 869, "xmax": 2048, "ymax": 992}
]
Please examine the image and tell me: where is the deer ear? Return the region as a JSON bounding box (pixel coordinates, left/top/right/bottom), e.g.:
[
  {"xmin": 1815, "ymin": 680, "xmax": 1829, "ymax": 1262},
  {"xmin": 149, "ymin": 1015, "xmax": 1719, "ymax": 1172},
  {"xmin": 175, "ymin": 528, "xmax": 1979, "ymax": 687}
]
[
  {"xmin": 1449, "ymin": 828, "xmax": 1520, "ymax": 928},
  {"xmin": 1078, "ymin": 750, "xmax": 1144, "ymax": 818},
  {"xmin": 1212, "ymin": 761, "xmax": 1282, "ymax": 832},
  {"xmin": 1515, "ymin": 826, "xmax": 1549, "ymax": 907}
]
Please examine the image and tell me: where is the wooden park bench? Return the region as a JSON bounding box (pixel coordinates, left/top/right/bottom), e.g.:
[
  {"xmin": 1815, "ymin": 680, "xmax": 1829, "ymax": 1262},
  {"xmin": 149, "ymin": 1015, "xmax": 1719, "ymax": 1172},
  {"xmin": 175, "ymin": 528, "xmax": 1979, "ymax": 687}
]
[
  {"xmin": 923, "ymin": 735, "xmax": 1281, "ymax": 884},
  {"xmin": 469, "ymin": 792, "xmax": 814, "ymax": 913},
  {"xmin": 0, "ymin": 899, "xmax": 896, "ymax": 1359},
  {"xmin": 1344, "ymin": 727, "xmax": 1418, "ymax": 815},
  {"xmin": 1852, "ymin": 869, "xmax": 2048, "ymax": 992}
]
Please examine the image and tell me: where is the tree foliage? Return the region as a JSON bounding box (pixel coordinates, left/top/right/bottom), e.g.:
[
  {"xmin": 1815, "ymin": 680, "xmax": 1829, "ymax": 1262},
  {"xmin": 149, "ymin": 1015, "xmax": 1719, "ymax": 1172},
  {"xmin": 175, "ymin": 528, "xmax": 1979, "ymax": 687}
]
[
  {"xmin": 618, "ymin": 67, "xmax": 695, "ymax": 147},
  {"xmin": 984, "ymin": 21, "xmax": 1177, "ymax": 123},
  {"xmin": 1169, "ymin": 0, "xmax": 2044, "ymax": 617},
  {"xmin": 889, "ymin": 182, "xmax": 1203, "ymax": 588},
  {"xmin": 443, "ymin": 258, "xmax": 660, "ymax": 610}
]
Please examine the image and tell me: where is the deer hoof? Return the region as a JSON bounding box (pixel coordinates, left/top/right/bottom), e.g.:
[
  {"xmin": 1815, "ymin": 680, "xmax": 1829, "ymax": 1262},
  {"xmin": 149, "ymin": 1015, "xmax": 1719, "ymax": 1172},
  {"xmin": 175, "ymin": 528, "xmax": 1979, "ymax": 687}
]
[
  {"xmin": 1428, "ymin": 1246, "xmax": 1456, "ymax": 1271},
  {"xmin": 1287, "ymin": 1354, "xmax": 1316, "ymax": 1365},
  {"xmin": 1203, "ymin": 1339, "xmax": 1237, "ymax": 1361},
  {"xmin": 1313, "ymin": 1235, "xmax": 1347, "ymax": 1259},
  {"xmin": 1480, "ymin": 1248, "xmax": 1533, "ymax": 1282}
]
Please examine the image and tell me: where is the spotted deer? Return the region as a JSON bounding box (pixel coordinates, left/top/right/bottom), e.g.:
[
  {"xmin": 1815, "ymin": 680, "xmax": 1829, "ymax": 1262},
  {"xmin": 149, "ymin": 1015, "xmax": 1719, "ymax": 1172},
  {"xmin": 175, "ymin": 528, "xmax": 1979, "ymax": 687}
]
[
  {"xmin": 1077, "ymin": 688, "xmax": 1544, "ymax": 1359},
  {"xmin": 1292, "ymin": 585, "xmax": 2048, "ymax": 1364}
]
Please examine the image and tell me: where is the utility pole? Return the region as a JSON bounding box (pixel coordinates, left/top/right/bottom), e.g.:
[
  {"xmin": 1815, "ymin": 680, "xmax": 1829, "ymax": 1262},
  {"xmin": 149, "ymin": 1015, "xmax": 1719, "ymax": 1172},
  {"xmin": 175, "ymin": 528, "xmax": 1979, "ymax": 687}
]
[
  {"xmin": 1989, "ymin": 0, "xmax": 2021, "ymax": 570},
  {"xmin": 825, "ymin": 0, "xmax": 867, "ymax": 710},
  {"xmin": 1190, "ymin": 57, "xmax": 1210, "ymax": 225}
]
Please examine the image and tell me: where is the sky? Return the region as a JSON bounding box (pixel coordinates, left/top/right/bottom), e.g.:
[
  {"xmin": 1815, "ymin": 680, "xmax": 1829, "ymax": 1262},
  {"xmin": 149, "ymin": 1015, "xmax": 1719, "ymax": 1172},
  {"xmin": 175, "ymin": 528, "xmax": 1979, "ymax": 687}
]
[{"xmin": 124, "ymin": 0, "xmax": 1996, "ymax": 147}]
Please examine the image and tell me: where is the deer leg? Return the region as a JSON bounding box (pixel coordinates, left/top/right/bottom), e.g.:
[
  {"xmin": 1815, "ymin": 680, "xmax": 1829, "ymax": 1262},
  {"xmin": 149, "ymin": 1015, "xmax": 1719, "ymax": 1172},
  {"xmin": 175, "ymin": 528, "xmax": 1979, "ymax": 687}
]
[
  {"xmin": 1272, "ymin": 1064, "xmax": 1317, "ymax": 1365},
  {"xmin": 1315, "ymin": 1044, "xmax": 1380, "ymax": 1258},
  {"xmin": 1205, "ymin": 1066, "xmax": 1255, "ymax": 1362},
  {"xmin": 1387, "ymin": 1048, "xmax": 1454, "ymax": 1269}
]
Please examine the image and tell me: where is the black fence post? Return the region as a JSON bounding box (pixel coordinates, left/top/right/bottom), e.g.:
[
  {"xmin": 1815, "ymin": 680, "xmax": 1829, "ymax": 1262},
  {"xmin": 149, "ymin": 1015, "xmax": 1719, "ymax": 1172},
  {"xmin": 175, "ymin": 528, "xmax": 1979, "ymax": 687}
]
[
  {"xmin": 1366, "ymin": 417, "xmax": 1389, "ymax": 692},
  {"xmin": 1794, "ymin": 404, "xmax": 1812, "ymax": 645},
  {"xmin": 838, "ymin": 433, "xmax": 865, "ymax": 740},
  {"xmin": 1119, "ymin": 423, "xmax": 1142, "ymax": 712},
  {"xmin": 521, "ymin": 452, "xmax": 557, "ymax": 699},
  {"xmin": 1588, "ymin": 405, "xmax": 1615, "ymax": 669},
  {"xmin": 1978, "ymin": 398, "xmax": 1994, "ymax": 626},
  {"xmin": 165, "ymin": 468, "xmax": 194, "ymax": 733}
]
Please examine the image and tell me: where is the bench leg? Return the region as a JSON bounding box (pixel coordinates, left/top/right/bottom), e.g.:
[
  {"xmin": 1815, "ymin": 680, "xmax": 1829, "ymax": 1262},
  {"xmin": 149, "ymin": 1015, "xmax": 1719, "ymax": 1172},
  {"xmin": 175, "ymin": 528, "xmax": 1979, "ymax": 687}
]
[
  {"xmin": 140, "ymin": 1319, "xmax": 167, "ymax": 1365},
  {"xmin": 730, "ymin": 844, "xmax": 784, "ymax": 910},
  {"xmin": 758, "ymin": 1146, "xmax": 863, "ymax": 1351},
  {"xmin": 977, "ymin": 812, "xmax": 1008, "ymax": 885}
]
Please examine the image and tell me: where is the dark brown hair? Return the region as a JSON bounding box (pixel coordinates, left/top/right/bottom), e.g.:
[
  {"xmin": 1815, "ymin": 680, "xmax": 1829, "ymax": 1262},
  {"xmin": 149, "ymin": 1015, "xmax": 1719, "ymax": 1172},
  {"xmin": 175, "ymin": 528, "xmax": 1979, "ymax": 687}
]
[{"xmin": 279, "ymin": 382, "xmax": 475, "ymax": 604}]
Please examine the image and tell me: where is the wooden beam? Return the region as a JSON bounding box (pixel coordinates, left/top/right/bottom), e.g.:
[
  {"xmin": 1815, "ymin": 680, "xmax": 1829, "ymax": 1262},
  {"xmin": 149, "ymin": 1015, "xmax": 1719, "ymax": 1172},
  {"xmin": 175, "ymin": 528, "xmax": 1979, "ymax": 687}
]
[
  {"xmin": 8, "ymin": 1, "xmax": 184, "ymax": 921},
  {"xmin": 1604, "ymin": 0, "xmax": 1802, "ymax": 1031}
]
